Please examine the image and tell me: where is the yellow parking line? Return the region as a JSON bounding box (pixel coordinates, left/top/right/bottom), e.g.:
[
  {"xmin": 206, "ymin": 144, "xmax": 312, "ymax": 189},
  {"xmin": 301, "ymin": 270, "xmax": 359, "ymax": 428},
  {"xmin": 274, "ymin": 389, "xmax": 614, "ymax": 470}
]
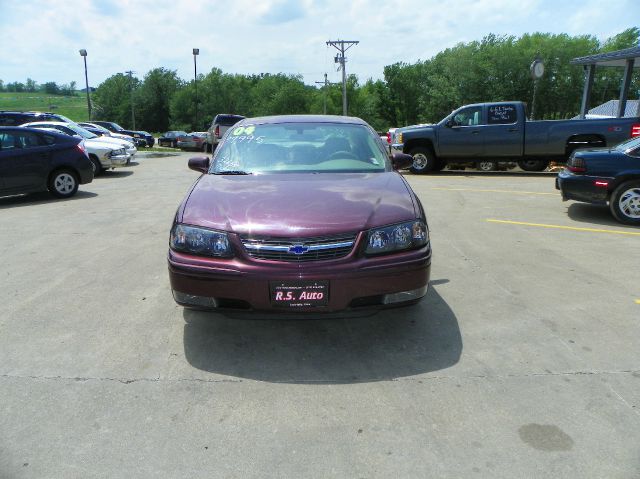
[
  {"xmin": 433, "ymin": 187, "xmax": 557, "ymax": 196},
  {"xmin": 635, "ymin": 300, "xmax": 640, "ymax": 305},
  {"xmin": 487, "ymin": 219, "xmax": 640, "ymax": 236}
]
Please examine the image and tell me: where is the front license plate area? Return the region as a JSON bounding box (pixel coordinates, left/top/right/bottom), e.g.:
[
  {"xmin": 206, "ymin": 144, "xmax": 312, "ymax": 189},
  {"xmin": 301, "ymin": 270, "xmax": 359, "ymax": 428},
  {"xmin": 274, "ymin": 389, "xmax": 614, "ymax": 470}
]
[{"xmin": 270, "ymin": 281, "xmax": 329, "ymax": 308}]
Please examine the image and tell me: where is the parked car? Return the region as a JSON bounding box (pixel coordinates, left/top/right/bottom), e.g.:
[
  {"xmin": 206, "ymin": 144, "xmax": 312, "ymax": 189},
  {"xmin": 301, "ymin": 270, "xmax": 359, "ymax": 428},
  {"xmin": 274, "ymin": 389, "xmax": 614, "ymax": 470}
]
[
  {"xmin": 556, "ymin": 136, "xmax": 640, "ymax": 225},
  {"xmin": 0, "ymin": 127, "xmax": 93, "ymax": 198},
  {"xmin": 205, "ymin": 114, "xmax": 245, "ymax": 152},
  {"xmin": 23, "ymin": 121, "xmax": 135, "ymax": 156},
  {"xmin": 91, "ymin": 121, "xmax": 154, "ymax": 147},
  {"xmin": 78, "ymin": 122, "xmax": 137, "ymax": 146},
  {"xmin": 168, "ymin": 115, "xmax": 430, "ymax": 313},
  {"xmin": 0, "ymin": 110, "xmax": 75, "ymax": 126},
  {"xmin": 177, "ymin": 132, "xmax": 207, "ymax": 151},
  {"xmin": 158, "ymin": 131, "xmax": 188, "ymax": 148},
  {"xmin": 22, "ymin": 121, "xmax": 131, "ymax": 176}
]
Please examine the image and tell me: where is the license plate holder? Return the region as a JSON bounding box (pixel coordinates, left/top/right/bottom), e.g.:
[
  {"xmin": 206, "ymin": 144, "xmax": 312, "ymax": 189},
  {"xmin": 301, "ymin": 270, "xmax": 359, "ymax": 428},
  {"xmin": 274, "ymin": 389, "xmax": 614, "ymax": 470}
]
[{"xmin": 270, "ymin": 280, "xmax": 329, "ymax": 308}]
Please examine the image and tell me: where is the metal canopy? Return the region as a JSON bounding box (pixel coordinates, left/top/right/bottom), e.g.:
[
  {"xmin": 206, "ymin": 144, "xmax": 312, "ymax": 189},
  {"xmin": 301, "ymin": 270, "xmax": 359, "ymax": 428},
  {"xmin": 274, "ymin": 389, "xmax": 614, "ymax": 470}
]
[
  {"xmin": 570, "ymin": 46, "xmax": 640, "ymax": 68},
  {"xmin": 570, "ymin": 46, "xmax": 640, "ymax": 118}
]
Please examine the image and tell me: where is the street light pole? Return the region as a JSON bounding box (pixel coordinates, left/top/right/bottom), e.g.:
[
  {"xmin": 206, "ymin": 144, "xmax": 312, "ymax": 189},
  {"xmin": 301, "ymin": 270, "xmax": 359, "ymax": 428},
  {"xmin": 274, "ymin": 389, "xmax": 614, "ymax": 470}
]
[
  {"xmin": 79, "ymin": 49, "xmax": 91, "ymax": 120},
  {"xmin": 193, "ymin": 48, "xmax": 199, "ymax": 129}
]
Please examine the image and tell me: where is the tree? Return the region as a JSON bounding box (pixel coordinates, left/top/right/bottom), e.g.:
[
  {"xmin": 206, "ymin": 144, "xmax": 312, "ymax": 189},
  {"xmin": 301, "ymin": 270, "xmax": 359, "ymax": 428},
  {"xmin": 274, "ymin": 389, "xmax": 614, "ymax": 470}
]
[
  {"xmin": 93, "ymin": 73, "xmax": 139, "ymax": 127},
  {"xmin": 136, "ymin": 68, "xmax": 183, "ymax": 132},
  {"xmin": 25, "ymin": 78, "xmax": 37, "ymax": 92}
]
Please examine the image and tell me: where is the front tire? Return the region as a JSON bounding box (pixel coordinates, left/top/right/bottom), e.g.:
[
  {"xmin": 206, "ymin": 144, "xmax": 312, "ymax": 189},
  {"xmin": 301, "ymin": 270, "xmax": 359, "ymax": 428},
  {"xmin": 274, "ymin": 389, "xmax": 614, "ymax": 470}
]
[
  {"xmin": 89, "ymin": 155, "xmax": 102, "ymax": 177},
  {"xmin": 518, "ymin": 159, "xmax": 549, "ymax": 172},
  {"xmin": 609, "ymin": 180, "xmax": 640, "ymax": 225},
  {"xmin": 48, "ymin": 169, "xmax": 79, "ymax": 198},
  {"xmin": 409, "ymin": 147, "xmax": 437, "ymax": 174}
]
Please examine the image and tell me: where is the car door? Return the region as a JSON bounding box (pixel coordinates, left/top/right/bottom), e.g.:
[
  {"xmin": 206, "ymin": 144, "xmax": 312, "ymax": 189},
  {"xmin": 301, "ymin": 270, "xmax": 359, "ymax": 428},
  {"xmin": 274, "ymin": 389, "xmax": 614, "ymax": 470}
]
[
  {"xmin": 484, "ymin": 103, "xmax": 522, "ymax": 157},
  {"xmin": 437, "ymin": 106, "xmax": 485, "ymax": 158},
  {"xmin": 0, "ymin": 130, "xmax": 52, "ymax": 192}
]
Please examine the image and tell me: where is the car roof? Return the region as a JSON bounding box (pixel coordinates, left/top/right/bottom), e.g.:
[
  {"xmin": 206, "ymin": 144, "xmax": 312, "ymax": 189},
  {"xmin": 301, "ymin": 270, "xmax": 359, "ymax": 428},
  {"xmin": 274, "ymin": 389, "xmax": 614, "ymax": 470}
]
[
  {"xmin": 237, "ymin": 114, "xmax": 371, "ymax": 126},
  {"xmin": 0, "ymin": 125, "xmax": 77, "ymax": 139},
  {"xmin": 21, "ymin": 121, "xmax": 68, "ymax": 125}
]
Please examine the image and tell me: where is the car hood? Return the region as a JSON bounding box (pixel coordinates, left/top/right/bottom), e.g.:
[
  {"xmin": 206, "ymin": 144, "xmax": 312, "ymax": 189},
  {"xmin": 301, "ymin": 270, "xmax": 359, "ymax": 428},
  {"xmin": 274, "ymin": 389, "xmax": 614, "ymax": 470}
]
[
  {"xmin": 84, "ymin": 138, "xmax": 125, "ymax": 151},
  {"xmin": 92, "ymin": 136, "xmax": 134, "ymax": 149},
  {"xmin": 180, "ymin": 172, "xmax": 418, "ymax": 237}
]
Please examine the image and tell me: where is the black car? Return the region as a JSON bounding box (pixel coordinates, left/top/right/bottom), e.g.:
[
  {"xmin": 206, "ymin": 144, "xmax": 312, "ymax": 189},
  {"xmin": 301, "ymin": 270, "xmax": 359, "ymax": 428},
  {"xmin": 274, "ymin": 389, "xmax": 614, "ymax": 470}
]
[
  {"xmin": 158, "ymin": 131, "xmax": 188, "ymax": 147},
  {"xmin": 0, "ymin": 110, "xmax": 74, "ymax": 126},
  {"xmin": 91, "ymin": 121, "xmax": 154, "ymax": 147},
  {"xmin": 0, "ymin": 127, "xmax": 93, "ymax": 198},
  {"xmin": 557, "ymin": 135, "xmax": 640, "ymax": 225}
]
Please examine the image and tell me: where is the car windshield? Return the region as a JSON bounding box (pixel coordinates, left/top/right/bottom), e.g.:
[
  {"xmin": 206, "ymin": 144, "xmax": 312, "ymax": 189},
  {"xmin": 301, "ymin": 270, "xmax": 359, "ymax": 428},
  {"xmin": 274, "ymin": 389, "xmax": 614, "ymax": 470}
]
[
  {"xmin": 110, "ymin": 123, "xmax": 124, "ymax": 131},
  {"xmin": 54, "ymin": 114, "xmax": 76, "ymax": 124},
  {"xmin": 85, "ymin": 123, "xmax": 110, "ymax": 134},
  {"xmin": 62, "ymin": 123, "xmax": 98, "ymax": 139},
  {"xmin": 615, "ymin": 136, "xmax": 640, "ymax": 153},
  {"xmin": 212, "ymin": 122, "xmax": 388, "ymax": 174}
]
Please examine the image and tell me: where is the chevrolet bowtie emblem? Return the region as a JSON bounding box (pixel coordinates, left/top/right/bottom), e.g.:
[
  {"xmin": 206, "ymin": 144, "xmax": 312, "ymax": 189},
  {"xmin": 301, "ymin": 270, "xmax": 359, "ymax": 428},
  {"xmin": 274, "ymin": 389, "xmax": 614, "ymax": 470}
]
[{"xmin": 288, "ymin": 244, "xmax": 309, "ymax": 255}]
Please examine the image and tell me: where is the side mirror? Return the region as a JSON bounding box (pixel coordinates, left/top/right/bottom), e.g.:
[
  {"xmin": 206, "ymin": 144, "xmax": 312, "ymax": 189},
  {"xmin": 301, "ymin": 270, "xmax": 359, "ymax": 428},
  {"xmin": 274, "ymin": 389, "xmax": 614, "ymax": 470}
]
[
  {"xmin": 445, "ymin": 119, "xmax": 455, "ymax": 128},
  {"xmin": 188, "ymin": 156, "xmax": 210, "ymax": 173},
  {"xmin": 391, "ymin": 153, "xmax": 413, "ymax": 170}
]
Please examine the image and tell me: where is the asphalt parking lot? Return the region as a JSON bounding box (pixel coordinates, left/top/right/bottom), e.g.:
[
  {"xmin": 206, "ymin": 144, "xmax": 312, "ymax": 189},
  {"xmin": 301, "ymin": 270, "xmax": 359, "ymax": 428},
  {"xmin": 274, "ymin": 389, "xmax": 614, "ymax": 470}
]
[{"xmin": 1, "ymin": 152, "xmax": 639, "ymax": 478}]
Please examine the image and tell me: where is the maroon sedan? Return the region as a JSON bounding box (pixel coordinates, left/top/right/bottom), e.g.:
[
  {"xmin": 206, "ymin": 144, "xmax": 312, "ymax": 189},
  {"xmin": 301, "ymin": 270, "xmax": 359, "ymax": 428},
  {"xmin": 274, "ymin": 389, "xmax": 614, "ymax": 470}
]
[{"xmin": 168, "ymin": 115, "xmax": 431, "ymax": 314}]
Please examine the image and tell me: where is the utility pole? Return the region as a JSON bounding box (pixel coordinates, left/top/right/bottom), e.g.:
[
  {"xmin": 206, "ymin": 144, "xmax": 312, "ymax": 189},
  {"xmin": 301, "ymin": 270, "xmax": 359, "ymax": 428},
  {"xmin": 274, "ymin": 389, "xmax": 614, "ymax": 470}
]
[
  {"xmin": 315, "ymin": 73, "xmax": 338, "ymax": 115},
  {"xmin": 125, "ymin": 70, "xmax": 136, "ymax": 130},
  {"xmin": 326, "ymin": 40, "xmax": 359, "ymax": 116}
]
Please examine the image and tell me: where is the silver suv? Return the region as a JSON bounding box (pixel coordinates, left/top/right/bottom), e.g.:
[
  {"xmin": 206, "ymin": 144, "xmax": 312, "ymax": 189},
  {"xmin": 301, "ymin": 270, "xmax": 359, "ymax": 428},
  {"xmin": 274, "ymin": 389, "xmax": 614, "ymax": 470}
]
[{"xmin": 205, "ymin": 114, "xmax": 245, "ymax": 152}]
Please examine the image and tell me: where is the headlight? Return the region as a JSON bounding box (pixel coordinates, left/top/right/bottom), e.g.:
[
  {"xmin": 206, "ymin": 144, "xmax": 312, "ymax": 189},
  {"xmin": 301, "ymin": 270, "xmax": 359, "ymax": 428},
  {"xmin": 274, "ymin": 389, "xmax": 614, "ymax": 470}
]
[
  {"xmin": 109, "ymin": 148, "xmax": 126, "ymax": 157},
  {"xmin": 170, "ymin": 224, "xmax": 233, "ymax": 258},
  {"xmin": 365, "ymin": 220, "xmax": 429, "ymax": 255}
]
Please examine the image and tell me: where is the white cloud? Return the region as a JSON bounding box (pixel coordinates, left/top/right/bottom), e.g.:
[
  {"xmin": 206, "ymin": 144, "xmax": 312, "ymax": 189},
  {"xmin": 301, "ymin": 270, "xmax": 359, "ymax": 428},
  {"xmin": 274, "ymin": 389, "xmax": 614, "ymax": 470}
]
[{"xmin": 0, "ymin": 0, "xmax": 637, "ymax": 87}]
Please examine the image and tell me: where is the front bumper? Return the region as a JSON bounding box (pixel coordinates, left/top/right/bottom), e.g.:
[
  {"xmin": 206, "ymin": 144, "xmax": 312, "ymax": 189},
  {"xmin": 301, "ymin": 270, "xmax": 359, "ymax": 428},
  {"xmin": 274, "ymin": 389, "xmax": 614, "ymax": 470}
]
[
  {"xmin": 168, "ymin": 244, "xmax": 431, "ymax": 313},
  {"xmin": 103, "ymin": 153, "xmax": 129, "ymax": 168}
]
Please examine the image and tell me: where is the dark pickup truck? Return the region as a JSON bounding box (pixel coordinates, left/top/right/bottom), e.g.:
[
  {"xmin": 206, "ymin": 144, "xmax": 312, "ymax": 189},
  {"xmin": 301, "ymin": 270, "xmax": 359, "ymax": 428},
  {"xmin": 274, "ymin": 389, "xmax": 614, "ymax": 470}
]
[{"xmin": 393, "ymin": 101, "xmax": 640, "ymax": 173}]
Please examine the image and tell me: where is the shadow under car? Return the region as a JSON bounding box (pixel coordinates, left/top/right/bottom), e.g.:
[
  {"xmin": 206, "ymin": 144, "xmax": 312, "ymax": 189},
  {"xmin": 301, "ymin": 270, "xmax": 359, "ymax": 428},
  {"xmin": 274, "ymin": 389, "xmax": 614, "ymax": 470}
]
[{"xmin": 182, "ymin": 284, "xmax": 461, "ymax": 384}]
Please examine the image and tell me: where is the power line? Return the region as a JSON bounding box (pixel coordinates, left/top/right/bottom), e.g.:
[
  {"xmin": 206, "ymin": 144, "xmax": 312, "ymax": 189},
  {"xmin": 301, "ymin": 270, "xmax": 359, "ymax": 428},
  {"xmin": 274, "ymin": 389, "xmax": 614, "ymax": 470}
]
[{"xmin": 326, "ymin": 40, "xmax": 359, "ymax": 116}]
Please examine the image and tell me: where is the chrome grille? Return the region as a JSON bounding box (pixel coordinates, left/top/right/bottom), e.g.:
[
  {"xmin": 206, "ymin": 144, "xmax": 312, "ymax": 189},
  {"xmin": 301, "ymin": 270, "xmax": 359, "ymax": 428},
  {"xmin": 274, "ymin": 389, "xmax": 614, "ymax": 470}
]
[{"xmin": 241, "ymin": 234, "xmax": 357, "ymax": 262}]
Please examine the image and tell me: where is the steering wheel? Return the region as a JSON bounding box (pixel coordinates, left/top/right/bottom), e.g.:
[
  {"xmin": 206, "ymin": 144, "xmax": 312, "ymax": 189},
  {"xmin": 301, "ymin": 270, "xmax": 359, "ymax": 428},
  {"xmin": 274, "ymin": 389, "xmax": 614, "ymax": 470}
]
[{"xmin": 327, "ymin": 150, "xmax": 359, "ymax": 161}]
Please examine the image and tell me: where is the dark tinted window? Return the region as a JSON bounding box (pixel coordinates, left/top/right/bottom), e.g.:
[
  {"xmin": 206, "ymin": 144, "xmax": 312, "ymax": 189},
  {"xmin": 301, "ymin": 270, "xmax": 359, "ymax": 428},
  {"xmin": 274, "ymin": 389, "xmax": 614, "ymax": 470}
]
[
  {"xmin": 488, "ymin": 104, "xmax": 517, "ymax": 124},
  {"xmin": 216, "ymin": 115, "xmax": 245, "ymax": 126},
  {"xmin": 42, "ymin": 134, "xmax": 57, "ymax": 145},
  {"xmin": 0, "ymin": 113, "xmax": 29, "ymax": 126},
  {"xmin": 0, "ymin": 131, "xmax": 43, "ymax": 149}
]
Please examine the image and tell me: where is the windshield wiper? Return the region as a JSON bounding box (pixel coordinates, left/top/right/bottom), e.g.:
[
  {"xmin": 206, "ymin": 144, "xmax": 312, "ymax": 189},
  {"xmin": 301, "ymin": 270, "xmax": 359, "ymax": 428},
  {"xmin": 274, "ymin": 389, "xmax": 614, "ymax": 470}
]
[{"xmin": 213, "ymin": 170, "xmax": 252, "ymax": 175}]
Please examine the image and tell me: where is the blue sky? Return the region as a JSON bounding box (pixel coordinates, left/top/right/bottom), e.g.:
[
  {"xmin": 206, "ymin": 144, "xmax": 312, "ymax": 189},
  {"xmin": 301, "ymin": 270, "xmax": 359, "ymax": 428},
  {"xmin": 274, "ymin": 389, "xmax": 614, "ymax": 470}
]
[{"xmin": 0, "ymin": 0, "xmax": 638, "ymax": 88}]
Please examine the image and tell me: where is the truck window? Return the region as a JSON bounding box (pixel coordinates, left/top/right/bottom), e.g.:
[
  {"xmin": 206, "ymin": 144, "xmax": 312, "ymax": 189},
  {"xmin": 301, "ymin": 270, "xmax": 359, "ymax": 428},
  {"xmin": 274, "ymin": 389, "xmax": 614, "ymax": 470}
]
[
  {"xmin": 452, "ymin": 107, "xmax": 482, "ymax": 127},
  {"xmin": 488, "ymin": 104, "xmax": 517, "ymax": 125}
]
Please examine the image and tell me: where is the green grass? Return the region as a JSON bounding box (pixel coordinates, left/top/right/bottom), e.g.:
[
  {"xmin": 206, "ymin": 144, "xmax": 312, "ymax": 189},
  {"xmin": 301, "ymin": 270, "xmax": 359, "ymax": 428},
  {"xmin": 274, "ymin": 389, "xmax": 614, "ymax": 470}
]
[{"xmin": 0, "ymin": 92, "xmax": 90, "ymax": 122}]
